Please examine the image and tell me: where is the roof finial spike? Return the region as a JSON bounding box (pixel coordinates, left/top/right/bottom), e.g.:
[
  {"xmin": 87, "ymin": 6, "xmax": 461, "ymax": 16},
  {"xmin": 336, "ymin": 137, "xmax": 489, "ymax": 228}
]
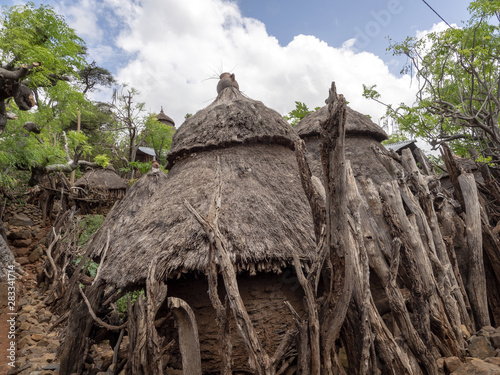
[{"xmin": 217, "ymin": 72, "xmax": 239, "ymax": 94}]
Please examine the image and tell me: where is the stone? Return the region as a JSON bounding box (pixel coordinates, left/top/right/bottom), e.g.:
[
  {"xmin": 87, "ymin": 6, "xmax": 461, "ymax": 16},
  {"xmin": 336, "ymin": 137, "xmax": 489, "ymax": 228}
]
[
  {"xmin": 13, "ymin": 238, "xmax": 32, "ymax": 248},
  {"xmin": 28, "ymin": 247, "xmax": 43, "ymax": 263},
  {"xmin": 15, "ymin": 247, "xmax": 31, "ymax": 257},
  {"xmin": 445, "ymin": 357, "xmax": 463, "ymax": 373},
  {"xmin": 491, "ymin": 332, "xmax": 500, "ymax": 349},
  {"xmin": 17, "ymin": 257, "xmax": 30, "ymax": 265},
  {"xmin": 31, "ymin": 334, "xmax": 44, "ymax": 342},
  {"xmin": 41, "ymin": 364, "xmax": 59, "ymax": 371},
  {"xmin": 42, "ymin": 353, "xmax": 56, "ymax": 363},
  {"xmin": 18, "ymin": 336, "xmax": 36, "ymax": 348},
  {"xmin": 18, "ymin": 322, "xmax": 31, "ymax": 332},
  {"xmin": 7, "ymin": 229, "xmax": 32, "ymax": 240},
  {"xmin": 35, "ymin": 339, "xmax": 50, "ymax": 347},
  {"xmin": 469, "ymin": 335, "xmax": 498, "ymax": 359},
  {"xmin": 437, "ymin": 357, "xmax": 446, "ymax": 374},
  {"xmin": 32, "ymin": 227, "xmax": 45, "ymax": 240},
  {"xmin": 9, "ymin": 213, "xmax": 34, "ymax": 227},
  {"xmin": 478, "ymin": 326, "xmax": 497, "ymax": 337},
  {"xmin": 450, "ymin": 358, "xmax": 500, "ymax": 374}
]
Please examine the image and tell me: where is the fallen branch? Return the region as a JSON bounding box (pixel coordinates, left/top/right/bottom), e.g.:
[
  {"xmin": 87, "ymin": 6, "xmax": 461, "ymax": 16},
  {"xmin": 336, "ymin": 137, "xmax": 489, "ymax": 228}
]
[{"xmin": 78, "ymin": 285, "xmax": 127, "ymax": 331}]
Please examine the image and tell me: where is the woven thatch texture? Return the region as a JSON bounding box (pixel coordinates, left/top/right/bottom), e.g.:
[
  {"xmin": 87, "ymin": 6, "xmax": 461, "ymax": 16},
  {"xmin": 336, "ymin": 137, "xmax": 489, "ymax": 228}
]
[
  {"xmin": 295, "ymin": 105, "xmax": 394, "ymax": 185},
  {"xmin": 86, "ymin": 144, "xmax": 316, "ymax": 289},
  {"xmin": 295, "ymin": 105, "xmax": 388, "ymax": 142},
  {"xmin": 166, "ymin": 87, "xmax": 298, "ymax": 169},
  {"xmin": 75, "ymin": 169, "xmax": 127, "ymax": 190},
  {"xmin": 303, "ymin": 136, "xmax": 395, "ymax": 185}
]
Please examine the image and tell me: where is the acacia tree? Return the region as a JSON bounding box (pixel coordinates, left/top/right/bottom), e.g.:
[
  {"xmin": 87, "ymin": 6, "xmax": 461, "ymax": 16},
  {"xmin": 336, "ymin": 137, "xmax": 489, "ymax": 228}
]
[
  {"xmin": 364, "ymin": 0, "xmax": 500, "ymax": 162},
  {"xmin": 0, "ymin": 3, "xmax": 116, "ymax": 189},
  {"xmin": 0, "ymin": 2, "xmax": 86, "ymax": 134},
  {"xmin": 78, "ymin": 61, "xmax": 116, "ymax": 95}
]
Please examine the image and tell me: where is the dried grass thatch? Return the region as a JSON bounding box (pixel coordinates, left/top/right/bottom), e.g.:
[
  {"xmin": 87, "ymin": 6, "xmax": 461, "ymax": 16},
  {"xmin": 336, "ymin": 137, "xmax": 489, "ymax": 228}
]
[
  {"xmin": 295, "ymin": 105, "xmax": 388, "ymax": 142},
  {"xmin": 295, "ymin": 105, "xmax": 395, "ymax": 185},
  {"xmin": 166, "ymin": 86, "xmax": 298, "ymax": 169},
  {"xmin": 85, "ymin": 87, "xmax": 316, "ymax": 290},
  {"xmin": 75, "ymin": 168, "xmax": 127, "ymax": 191}
]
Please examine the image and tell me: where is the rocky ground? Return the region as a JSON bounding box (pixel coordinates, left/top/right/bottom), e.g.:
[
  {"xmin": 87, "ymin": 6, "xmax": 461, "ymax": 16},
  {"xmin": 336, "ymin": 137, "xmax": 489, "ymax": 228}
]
[{"xmin": 2, "ymin": 203, "xmax": 500, "ymax": 375}]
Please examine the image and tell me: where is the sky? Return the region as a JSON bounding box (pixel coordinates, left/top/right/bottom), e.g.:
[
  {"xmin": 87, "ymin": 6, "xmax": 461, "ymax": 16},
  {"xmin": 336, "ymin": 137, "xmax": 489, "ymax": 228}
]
[{"xmin": 9, "ymin": 0, "xmax": 473, "ymax": 135}]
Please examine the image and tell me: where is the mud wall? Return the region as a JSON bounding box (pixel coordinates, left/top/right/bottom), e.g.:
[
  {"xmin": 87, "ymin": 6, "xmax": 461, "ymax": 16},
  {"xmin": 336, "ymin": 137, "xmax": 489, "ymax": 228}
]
[{"xmin": 164, "ymin": 269, "xmax": 305, "ymax": 373}]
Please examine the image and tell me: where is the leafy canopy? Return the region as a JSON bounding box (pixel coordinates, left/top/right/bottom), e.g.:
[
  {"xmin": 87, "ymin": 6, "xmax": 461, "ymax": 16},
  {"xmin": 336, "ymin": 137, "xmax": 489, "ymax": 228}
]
[
  {"xmin": 0, "ymin": 2, "xmax": 86, "ymax": 87},
  {"xmin": 0, "ymin": 3, "xmax": 106, "ymax": 189},
  {"xmin": 142, "ymin": 114, "xmax": 175, "ymax": 166},
  {"xmin": 284, "ymin": 101, "xmax": 320, "ymax": 127},
  {"xmin": 364, "ymin": 0, "xmax": 500, "ymax": 161}
]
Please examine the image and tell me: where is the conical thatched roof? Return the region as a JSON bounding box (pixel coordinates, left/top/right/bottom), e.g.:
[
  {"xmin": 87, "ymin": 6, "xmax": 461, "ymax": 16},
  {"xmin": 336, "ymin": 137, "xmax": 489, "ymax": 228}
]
[
  {"xmin": 294, "ymin": 105, "xmax": 388, "ymax": 142},
  {"xmin": 157, "ymin": 107, "xmax": 175, "ymax": 127},
  {"xmin": 295, "ymin": 105, "xmax": 392, "ymax": 185},
  {"xmin": 166, "ymin": 86, "xmax": 298, "ymax": 169},
  {"xmin": 74, "ymin": 168, "xmax": 127, "ymax": 190},
  {"xmin": 86, "ymin": 84, "xmax": 316, "ymax": 289}
]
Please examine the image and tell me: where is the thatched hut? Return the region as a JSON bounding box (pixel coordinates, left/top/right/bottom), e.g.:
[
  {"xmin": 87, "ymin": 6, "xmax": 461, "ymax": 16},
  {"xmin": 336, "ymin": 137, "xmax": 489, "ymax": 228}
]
[
  {"xmin": 62, "ymin": 76, "xmax": 316, "ymax": 374},
  {"xmin": 294, "ymin": 105, "xmax": 392, "ymax": 185},
  {"xmin": 157, "ymin": 106, "xmax": 175, "ymax": 129},
  {"xmin": 74, "ymin": 168, "xmax": 128, "ymax": 200},
  {"xmin": 135, "ymin": 146, "xmax": 156, "ymax": 162},
  {"xmin": 72, "ymin": 168, "xmax": 128, "ymax": 214}
]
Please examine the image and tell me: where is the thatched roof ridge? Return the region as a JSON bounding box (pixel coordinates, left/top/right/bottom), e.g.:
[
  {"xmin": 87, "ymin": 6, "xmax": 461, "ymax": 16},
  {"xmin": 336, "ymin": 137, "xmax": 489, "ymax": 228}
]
[
  {"xmin": 166, "ymin": 86, "xmax": 299, "ymax": 169},
  {"xmin": 294, "ymin": 105, "xmax": 388, "ymax": 142},
  {"xmin": 75, "ymin": 169, "xmax": 127, "ymax": 190},
  {"xmin": 86, "ymin": 145, "xmax": 316, "ymax": 289},
  {"xmin": 157, "ymin": 107, "xmax": 175, "ymax": 127}
]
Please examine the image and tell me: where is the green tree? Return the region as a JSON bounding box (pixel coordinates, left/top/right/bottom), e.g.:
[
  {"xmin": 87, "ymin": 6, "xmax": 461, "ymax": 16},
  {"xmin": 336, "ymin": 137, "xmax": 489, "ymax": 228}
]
[
  {"xmin": 0, "ymin": 3, "xmax": 104, "ymax": 188},
  {"xmin": 142, "ymin": 114, "xmax": 175, "ymax": 166},
  {"xmin": 78, "ymin": 61, "xmax": 116, "ymax": 95},
  {"xmin": 0, "ymin": 2, "xmax": 86, "ymax": 134},
  {"xmin": 284, "ymin": 101, "xmax": 320, "ymax": 127},
  {"xmin": 364, "ymin": 0, "xmax": 500, "ymax": 161}
]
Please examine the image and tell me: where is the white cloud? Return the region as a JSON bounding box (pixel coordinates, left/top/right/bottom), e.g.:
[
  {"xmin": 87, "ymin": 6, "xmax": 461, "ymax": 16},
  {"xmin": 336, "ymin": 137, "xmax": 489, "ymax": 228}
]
[
  {"xmin": 101, "ymin": 0, "xmax": 417, "ymax": 129},
  {"xmin": 415, "ymin": 21, "xmax": 453, "ymax": 39},
  {"xmin": 54, "ymin": 0, "xmax": 103, "ymax": 43},
  {"xmin": 49, "ymin": 0, "xmax": 421, "ymax": 130}
]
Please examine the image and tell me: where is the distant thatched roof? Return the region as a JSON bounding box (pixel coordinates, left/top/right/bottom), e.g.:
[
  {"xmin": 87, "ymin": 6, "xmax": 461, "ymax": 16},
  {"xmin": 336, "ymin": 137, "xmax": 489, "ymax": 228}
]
[
  {"xmin": 75, "ymin": 169, "xmax": 127, "ymax": 190},
  {"xmin": 295, "ymin": 105, "xmax": 388, "ymax": 142},
  {"xmin": 157, "ymin": 107, "xmax": 175, "ymax": 127},
  {"xmin": 295, "ymin": 105, "xmax": 393, "ymax": 185},
  {"xmin": 86, "ymin": 85, "xmax": 316, "ymax": 289},
  {"xmin": 166, "ymin": 87, "xmax": 298, "ymax": 169}
]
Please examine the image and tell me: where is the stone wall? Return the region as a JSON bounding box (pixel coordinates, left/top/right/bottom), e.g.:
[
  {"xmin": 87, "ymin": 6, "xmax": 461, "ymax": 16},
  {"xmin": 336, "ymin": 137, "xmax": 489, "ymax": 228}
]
[{"xmin": 3, "ymin": 204, "xmax": 48, "ymax": 266}]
